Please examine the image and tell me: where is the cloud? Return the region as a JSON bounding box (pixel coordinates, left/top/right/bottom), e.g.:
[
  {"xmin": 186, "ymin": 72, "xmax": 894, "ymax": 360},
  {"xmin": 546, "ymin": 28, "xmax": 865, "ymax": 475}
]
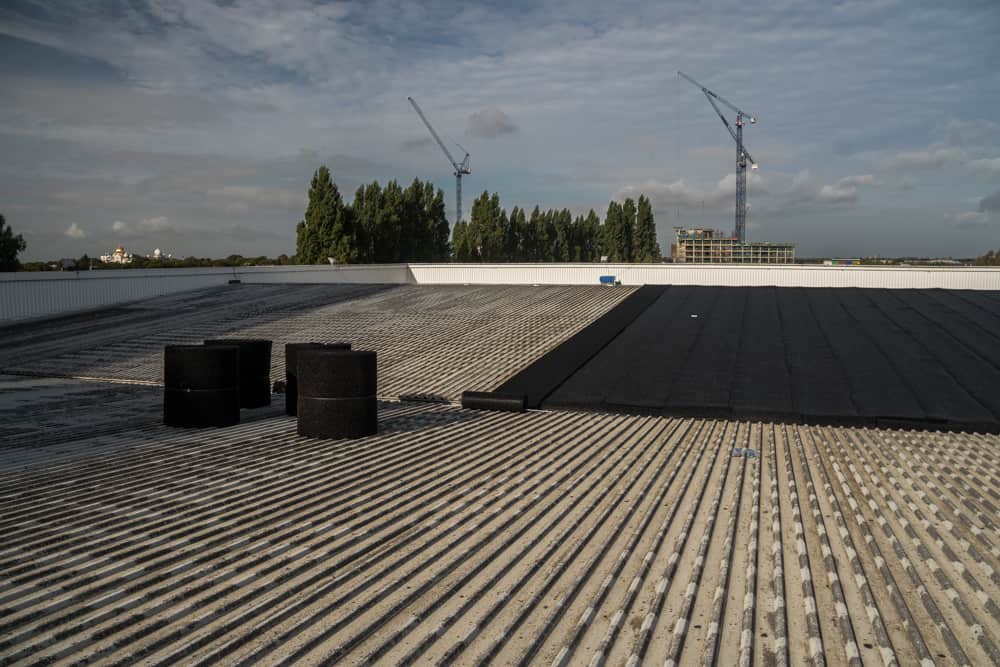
[
  {"xmin": 949, "ymin": 210, "xmax": 990, "ymax": 229},
  {"xmin": 466, "ymin": 108, "xmax": 517, "ymax": 138},
  {"xmin": 886, "ymin": 145, "xmax": 963, "ymax": 168},
  {"xmin": 110, "ymin": 216, "xmax": 172, "ymax": 237},
  {"xmin": 980, "ymin": 188, "xmax": 1000, "ymax": 213},
  {"xmin": 947, "ymin": 188, "xmax": 1000, "ymax": 230},
  {"xmin": 814, "ymin": 174, "xmax": 876, "ymax": 204},
  {"xmin": 402, "ymin": 137, "xmax": 435, "ymax": 151},
  {"xmin": 967, "ymin": 158, "xmax": 1000, "ymax": 176},
  {"xmin": 618, "ymin": 174, "xmax": 741, "ymax": 210},
  {"xmin": 64, "ymin": 222, "xmax": 86, "ymax": 239}
]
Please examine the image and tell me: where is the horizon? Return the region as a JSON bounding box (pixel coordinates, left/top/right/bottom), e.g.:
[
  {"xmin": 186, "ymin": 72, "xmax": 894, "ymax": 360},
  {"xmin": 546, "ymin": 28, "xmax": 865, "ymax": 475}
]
[{"xmin": 2, "ymin": 0, "xmax": 999, "ymax": 262}]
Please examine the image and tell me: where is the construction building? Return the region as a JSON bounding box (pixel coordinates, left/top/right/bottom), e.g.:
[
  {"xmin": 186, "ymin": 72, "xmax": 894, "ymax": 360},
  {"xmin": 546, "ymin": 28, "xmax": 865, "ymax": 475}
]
[{"xmin": 671, "ymin": 227, "xmax": 795, "ymax": 263}]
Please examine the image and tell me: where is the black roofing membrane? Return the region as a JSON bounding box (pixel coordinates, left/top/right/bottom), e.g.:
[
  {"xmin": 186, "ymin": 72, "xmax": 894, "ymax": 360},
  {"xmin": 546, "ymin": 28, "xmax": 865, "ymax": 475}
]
[{"xmin": 520, "ymin": 286, "xmax": 1000, "ymax": 432}]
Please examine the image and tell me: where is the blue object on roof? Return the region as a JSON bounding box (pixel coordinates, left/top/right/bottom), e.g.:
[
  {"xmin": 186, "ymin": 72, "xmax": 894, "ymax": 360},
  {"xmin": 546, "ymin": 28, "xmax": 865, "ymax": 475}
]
[{"xmin": 599, "ymin": 275, "xmax": 616, "ymax": 285}]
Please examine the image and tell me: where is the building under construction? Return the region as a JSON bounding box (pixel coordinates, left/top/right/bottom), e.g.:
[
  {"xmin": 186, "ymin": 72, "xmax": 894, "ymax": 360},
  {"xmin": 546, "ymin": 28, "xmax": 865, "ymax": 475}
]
[{"xmin": 671, "ymin": 227, "xmax": 795, "ymax": 263}]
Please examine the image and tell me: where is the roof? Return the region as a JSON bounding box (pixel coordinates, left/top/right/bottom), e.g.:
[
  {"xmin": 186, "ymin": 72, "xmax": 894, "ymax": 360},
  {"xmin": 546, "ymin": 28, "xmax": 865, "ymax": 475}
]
[{"xmin": 2, "ymin": 284, "xmax": 999, "ymax": 665}]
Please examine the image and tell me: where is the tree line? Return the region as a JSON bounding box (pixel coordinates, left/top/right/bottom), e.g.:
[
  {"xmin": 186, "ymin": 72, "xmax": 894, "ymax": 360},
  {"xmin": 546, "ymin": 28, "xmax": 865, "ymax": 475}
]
[
  {"xmin": 295, "ymin": 166, "xmax": 450, "ymax": 265},
  {"xmin": 295, "ymin": 166, "xmax": 661, "ymax": 264},
  {"xmin": 452, "ymin": 191, "xmax": 660, "ymax": 262},
  {"xmin": 976, "ymin": 249, "xmax": 1000, "ymax": 266}
]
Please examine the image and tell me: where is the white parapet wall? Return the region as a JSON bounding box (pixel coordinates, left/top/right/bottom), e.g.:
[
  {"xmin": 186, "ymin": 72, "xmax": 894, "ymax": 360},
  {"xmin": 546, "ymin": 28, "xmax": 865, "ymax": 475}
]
[
  {"xmin": 404, "ymin": 263, "xmax": 1000, "ymax": 289},
  {"xmin": 2, "ymin": 262, "xmax": 999, "ymax": 322}
]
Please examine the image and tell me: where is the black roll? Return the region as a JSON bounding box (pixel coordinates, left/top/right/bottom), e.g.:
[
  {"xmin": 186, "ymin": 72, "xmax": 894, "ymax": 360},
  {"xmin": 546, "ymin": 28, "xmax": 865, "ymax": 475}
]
[
  {"xmin": 461, "ymin": 390, "xmax": 527, "ymax": 413},
  {"xmin": 204, "ymin": 338, "xmax": 273, "ymax": 408},
  {"xmin": 164, "ymin": 343, "xmax": 240, "ymax": 390},
  {"xmin": 163, "ymin": 344, "xmax": 240, "ymax": 427},
  {"xmin": 296, "ymin": 348, "xmax": 378, "ymax": 439},
  {"xmin": 297, "ymin": 349, "xmax": 377, "ymax": 398},
  {"xmin": 164, "ymin": 387, "xmax": 240, "ymax": 427},
  {"xmin": 297, "ymin": 396, "xmax": 378, "ymax": 439},
  {"xmin": 284, "ymin": 342, "xmax": 351, "ymax": 416}
]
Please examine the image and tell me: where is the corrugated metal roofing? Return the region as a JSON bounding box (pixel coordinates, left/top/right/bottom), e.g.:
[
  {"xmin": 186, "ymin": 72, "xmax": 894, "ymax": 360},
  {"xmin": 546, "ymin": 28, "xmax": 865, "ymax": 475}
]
[
  {"xmin": 2, "ymin": 284, "xmax": 999, "ymax": 666},
  {"xmin": 1, "ymin": 385, "xmax": 998, "ymax": 665},
  {"xmin": 0, "ymin": 284, "xmax": 633, "ymax": 401}
]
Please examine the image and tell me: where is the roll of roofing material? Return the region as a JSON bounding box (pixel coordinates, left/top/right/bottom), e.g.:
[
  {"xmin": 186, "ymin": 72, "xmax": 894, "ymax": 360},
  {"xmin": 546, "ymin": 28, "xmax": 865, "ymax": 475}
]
[
  {"xmin": 297, "ymin": 395, "xmax": 378, "ymax": 439},
  {"xmin": 163, "ymin": 344, "xmax": 240, "ymax": 427},
  {"xmin": 296, "ymin": 349, "xmax": 377, "ymax": 439},
  {"xmin": 204, "ymin": 339, "xmax": 273, "ymax": 408},
  {"xmin": 461, "ymin": 390, "xmax": 527, "ymax": 413},
  {"xmin": 284, "ymin": 342, "xmax": 351, "ymax": 416}
]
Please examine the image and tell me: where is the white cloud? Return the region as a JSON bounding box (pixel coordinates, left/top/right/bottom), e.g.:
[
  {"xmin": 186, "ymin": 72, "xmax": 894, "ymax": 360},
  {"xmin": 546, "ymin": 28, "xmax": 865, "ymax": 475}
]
[
  {"xmin": 949, "ymin": 210, "xmax": 990, "ymax": 229},
  {"xmin": 64, "ymin": 222, "xmax": 86, "ymax": 239},
  {"xmin": 466, "ymin": 108, "xmax": 517, "ymax": 139},
  {"xmin": 886, "ymin": 145, "xmax": 963, "ymax": 168},
  {"xmin": 139, "ymin": 216, "xmax": 170, "ymax": 232},
  {"xmin": 967, "ymin": 158, "xmax": 1000, "ymax": 176},
  {"xmin": 109, "ymin": 216, "xmax": 171, "ymax": 237}
]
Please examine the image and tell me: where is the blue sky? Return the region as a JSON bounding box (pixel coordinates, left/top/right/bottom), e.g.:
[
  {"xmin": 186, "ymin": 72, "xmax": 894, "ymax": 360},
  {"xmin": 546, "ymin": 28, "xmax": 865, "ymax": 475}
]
[{"xmin": 2, "ymin": 0, "xmax": 999, "ymax": 260}]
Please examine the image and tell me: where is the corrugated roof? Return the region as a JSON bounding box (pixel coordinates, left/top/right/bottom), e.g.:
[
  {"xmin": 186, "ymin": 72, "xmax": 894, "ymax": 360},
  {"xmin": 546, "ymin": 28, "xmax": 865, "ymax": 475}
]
[
  {"xmin": 1, "ymin": 387, "xmax": 998, "ymax": 665},
  {"xmin": 2, "ymin": 284, "xmax": 999, "ymax": 666}
]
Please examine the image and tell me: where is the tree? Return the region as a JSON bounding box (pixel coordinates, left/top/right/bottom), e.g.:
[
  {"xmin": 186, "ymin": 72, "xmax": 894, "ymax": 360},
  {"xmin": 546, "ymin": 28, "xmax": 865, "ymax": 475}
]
[
  {"xmin": 603, "ymin": 201, "xmax": 631, "ymax": 262},
  {"xmin": 975, "ymin": 249, "xmax": 1000, "ymax": 266},
  {"xmin": 295, "ymin": 166, "xmax": 355, "ymax": 264},
  {"xmin": 582, "ymin": 209, "xmax": 602, "ymax": 261},
  {"xmin": 0, "ymin": 213, "xmax": 27, "ymax": 271},
  {"xmin": 633, "ymin": 195, "xmax": 662, "ymax": 262}
]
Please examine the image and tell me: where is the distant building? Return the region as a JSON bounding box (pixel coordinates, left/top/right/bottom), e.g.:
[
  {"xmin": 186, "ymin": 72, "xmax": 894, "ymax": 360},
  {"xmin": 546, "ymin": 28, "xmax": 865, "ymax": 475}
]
[
  {"xmin": 100, "ymin": 244, "xmax": 133, "ymax": 264},
  {"xmin": 671, "ymin": 227, "xmax": 795, "ymax": 264},
  {"xmin": 823, "ymin": 258, "xmax": 861, "ymax": 266},
  {"xmin": 146, "ymin": 248, "xmax": 171, "ymax": 260}
]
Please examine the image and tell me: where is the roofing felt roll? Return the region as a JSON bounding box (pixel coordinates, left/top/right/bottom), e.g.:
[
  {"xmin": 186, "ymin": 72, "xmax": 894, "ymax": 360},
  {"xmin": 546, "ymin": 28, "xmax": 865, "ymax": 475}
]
[
  {"xmin": 204, "ymin": 339, "xmax": 273, "ymax": 408},
  {"xmin": 164, "ymin": 344, "xmax": 240, "ymax": 391},
  {"xmin": 495, "ymin": 285, "xmax": 665, "ymax": 409},
  {"xmin": 461, "ymin": 391, "xmax": 526, "ymax": 413},
  {"xmin": 164, "ymin": 387, "xmax": 240, "ymax": 428},
  {"xmin": 297, "ymin": 396, "xmax": 378, "ymax": 439},
  {"xmin": 285, "ymin": 342, "xmax": 351, "ymax": 416}
]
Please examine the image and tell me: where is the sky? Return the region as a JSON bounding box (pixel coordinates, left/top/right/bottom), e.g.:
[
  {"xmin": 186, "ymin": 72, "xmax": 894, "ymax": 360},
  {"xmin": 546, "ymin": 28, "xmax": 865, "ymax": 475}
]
[{"xmin": 2, "ymin": 0, "xmax": 999, "ymax": 261}]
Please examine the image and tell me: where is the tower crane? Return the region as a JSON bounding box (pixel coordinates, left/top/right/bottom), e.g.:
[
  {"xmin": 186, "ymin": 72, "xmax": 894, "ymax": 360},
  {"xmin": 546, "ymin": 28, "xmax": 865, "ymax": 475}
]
[
  {"xmin": 678, "ymin": 71, "xmax": 758, "ymax": 243},
  {"xmin": 407, "ymin": 96, "xmax": 471, "ymax": 224}
]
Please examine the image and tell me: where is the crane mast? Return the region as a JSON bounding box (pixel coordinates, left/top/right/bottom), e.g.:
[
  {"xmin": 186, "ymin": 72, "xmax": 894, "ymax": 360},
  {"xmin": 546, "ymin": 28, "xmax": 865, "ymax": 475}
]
[
  {"xmin": 678, "ymin": 71, "xmax": 757, "ymax": 243},
  {"xmin": 408, "ymin": 96, "xmax": 471, "ymax": 224}
]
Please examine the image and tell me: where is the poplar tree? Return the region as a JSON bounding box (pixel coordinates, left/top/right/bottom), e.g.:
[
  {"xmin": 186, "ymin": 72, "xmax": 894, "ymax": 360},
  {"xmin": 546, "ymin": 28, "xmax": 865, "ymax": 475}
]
[
  {"xmin": 633, "ymin": 195, "xmax": 661, "ymax": 262},
  {"xmin": 0, "ymin": 213, "xmax": 27, "ymax": 271}
]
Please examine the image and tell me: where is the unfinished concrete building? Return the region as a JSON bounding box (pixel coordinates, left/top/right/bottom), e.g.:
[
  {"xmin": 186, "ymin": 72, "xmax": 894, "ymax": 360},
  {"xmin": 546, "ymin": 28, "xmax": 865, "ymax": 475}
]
[{"xmin": 671, "ymin": 227, "xmax": 795, "ymax": 263}]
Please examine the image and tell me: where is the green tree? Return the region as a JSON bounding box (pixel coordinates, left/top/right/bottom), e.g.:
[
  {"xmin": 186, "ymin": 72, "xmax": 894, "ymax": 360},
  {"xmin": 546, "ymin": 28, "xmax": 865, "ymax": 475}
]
[
  {"xmin": 0, "ymin": 213, "xmax": 27, "ymax": 271},
  {"xmin": 295, "ymin": 166, "xmax": 355, "ymax": 264},
  {"xmin": 603, "ymin": 201, "xmax": 631, "ymax": 262},
  {"xmin": 582, "ymin": 209, "xmax": 602, "ymax": 261},
  {"xmin": 975, "ymin": 249, "xmax": 999, "ymax": 266},
  {"xmin": 633, "ymin": 195, "xmax": 661, "ymax": 262}
]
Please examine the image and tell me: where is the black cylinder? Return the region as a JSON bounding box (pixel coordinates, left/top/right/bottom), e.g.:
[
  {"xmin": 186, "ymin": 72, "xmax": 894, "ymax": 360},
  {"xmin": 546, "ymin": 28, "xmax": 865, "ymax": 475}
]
[
  {"xmin": 461, "ymin": 390, "xmax": 527, "ymax": 413},
  {"xmin": 284, "ymin": 342, "xmax": 351, "ymax": 416},
  {"xmin": 204, "ymin": 339, "xmax": 272, "ymax": 408},
  {"xmin": 296, "ymin": 349, "xmax": 378, "ymax": 439},
  {"xmin": 163, "ymin": 345, "xmax": 240, "ymax": 427}
]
